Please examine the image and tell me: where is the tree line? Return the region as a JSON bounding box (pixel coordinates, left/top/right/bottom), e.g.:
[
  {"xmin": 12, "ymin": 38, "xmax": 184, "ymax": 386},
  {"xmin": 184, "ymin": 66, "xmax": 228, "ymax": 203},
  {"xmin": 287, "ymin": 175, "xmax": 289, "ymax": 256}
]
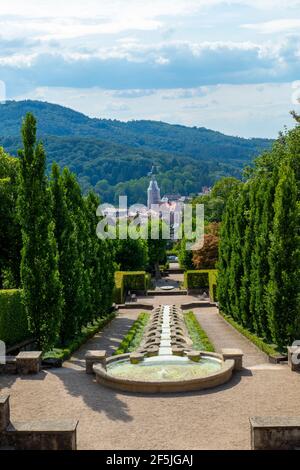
[
  {"xmin": 0, "ymin": 113, "xmax": 169, "ymax": 350},
  {"xmin": 217, "ymin": 115, "xmax": 300, "ymax": 348},
  {"xmin": 1, "ymin": 114, "xmax": 115, "ymax": 350}
]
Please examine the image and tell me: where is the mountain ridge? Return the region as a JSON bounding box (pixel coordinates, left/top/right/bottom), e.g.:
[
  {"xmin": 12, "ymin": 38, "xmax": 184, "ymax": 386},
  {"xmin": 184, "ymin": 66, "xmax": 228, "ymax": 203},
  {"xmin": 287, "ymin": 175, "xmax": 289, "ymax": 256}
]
[{"xmin": 0, "ymin": 100, "xmax": 273, "ymax": 203}]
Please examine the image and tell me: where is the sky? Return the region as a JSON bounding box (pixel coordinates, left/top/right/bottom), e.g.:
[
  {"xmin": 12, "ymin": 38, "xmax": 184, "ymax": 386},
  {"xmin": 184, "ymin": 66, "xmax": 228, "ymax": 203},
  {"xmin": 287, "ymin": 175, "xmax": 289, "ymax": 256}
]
[{"xmin": 1, "ymin": 0, "xmax": 300, "ymax": 137}]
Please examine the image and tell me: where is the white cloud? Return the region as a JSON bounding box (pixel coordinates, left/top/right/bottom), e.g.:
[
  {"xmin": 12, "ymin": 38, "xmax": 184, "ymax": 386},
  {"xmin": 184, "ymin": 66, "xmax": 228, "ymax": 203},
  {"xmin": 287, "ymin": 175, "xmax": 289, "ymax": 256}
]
[{"xmin": 243, "ymin": 19, "xmax": 300, "ymax": 34}]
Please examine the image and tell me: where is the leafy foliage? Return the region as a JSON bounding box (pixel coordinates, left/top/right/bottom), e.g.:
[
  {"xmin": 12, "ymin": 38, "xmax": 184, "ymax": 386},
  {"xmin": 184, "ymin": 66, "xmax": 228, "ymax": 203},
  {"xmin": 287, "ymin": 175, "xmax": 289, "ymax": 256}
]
[
  {"xmin": 18, "ymin": 113, "xmax": 63, "ymax": 351},
  {"xmin": 217, "ymin": 119, "xmax": 300, "ymax": 348},
  {"xmin": 0, "ymin": 289, "xmax": 31, "ymax": 347},
  {"xmin": 0, "ymin": 149, "xmax": 22, "ymax": 288},
  {"xmin": 221, "ymin": 312, "xmax": 279, "ymax": 357},
  {"xmin": 184, "ymin": 271, "xmax": 210, "ymax": 289},
  {"xmin": 115, "ymin": 238, "xmax": 149, "ymax": 271},
  {"xmin": 114, "ymin": 271, "xmax": 148, "ymax": 303},
  {"xmin": 44, "ymin": 311, "xmax": 116, "ymax": 361},
  {"xmin": 192, "ymin": 223, "xmax": 220, "ymax": 269}
]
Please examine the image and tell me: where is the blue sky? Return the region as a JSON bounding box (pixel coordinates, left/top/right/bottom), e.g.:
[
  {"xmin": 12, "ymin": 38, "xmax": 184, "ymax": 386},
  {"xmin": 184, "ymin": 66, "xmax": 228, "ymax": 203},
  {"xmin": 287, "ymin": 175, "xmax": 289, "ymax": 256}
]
[{"xmin": 1, "ymin": 0, "xmax": 300, "ymax": 137}]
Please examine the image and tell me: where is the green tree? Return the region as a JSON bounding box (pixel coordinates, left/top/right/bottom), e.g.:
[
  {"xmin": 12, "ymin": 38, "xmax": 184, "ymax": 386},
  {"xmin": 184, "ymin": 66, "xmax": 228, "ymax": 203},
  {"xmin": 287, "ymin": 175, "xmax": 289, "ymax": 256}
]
[
  {"xmin": 18, "ymin": 114, "xmax": 63, "ymax": 350},
  {"xmin": 115, "ymin": 238, "xmax": 148, "ymax": 271},
  {"xmin": 0, "ymin": 149, "xmax": 22, "ymax": 288},
  {"xmin": 50, "ymin": 163, "xmax": 84, "ymax": 343},
  {"xmin": 61, "ymin": 167, "xmax": 91, "ymax": 331},
  {"xmin": 146, "ymin": 220, "xmax": 168, "ymax": 278},
  {"xmin": 266, "ymin": 159, "xmax": 300, "ymax": 347},
  {"xmin": 85, "ymin": 191, "xmax": 115, "ymax": 318}
]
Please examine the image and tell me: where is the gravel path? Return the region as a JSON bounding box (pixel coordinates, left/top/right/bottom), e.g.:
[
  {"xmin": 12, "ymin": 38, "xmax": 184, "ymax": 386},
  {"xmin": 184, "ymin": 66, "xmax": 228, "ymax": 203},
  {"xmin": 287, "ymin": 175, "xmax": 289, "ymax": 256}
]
[
  {"xmin": 1, "ymin": 299, "xmax": 299, "ymax": 450},
  {"xmin": 193, "ymin": 307, "xmax": 267, "ymax": 367}
]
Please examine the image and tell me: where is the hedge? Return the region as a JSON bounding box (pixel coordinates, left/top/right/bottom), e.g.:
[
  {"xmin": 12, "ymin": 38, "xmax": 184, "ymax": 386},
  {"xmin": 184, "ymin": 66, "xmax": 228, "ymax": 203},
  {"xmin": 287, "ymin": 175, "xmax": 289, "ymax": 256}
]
[
  {"xmin": 114, "ymin": 312, "xmax": 150, "ymax": 354},
  {"xmin": 184, "ymin": 270, "xmax": 218, "ymax": 301},
  {"xmin": 0, "ymin": 289, "xmax": 31, "ymax": 347},
  {"xmin": 43, "ymin": 311, "xmax": 116, "ymax": 361},
  {"xmin": 220, "ymin": 312, "xmax": 280, "ymax": 356},
  {"xmin": 114, "ymin": 271, "xmax": 147, "ymax": 304},
  {"xmin": 184, "ymin": 270, "xmax": 209, "ymax": 289},
  {"xmin": 114, "ymin": 272, "xmax": 124, "ymax": 304}
]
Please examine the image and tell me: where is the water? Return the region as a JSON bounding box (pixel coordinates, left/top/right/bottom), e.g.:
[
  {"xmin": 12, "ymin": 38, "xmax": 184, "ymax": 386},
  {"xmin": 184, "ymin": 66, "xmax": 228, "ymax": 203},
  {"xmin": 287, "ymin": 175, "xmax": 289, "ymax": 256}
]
[
  {"xmin": 107, "ymin": 304, "xmax": 222, "ymax": 382},
  {"xmin": 107, "ymin": 356, "xmax": 221, "ymax": 382},
  {"xmin": 158, "ymin": 305, "xmax": 172, "ymax": 356}
]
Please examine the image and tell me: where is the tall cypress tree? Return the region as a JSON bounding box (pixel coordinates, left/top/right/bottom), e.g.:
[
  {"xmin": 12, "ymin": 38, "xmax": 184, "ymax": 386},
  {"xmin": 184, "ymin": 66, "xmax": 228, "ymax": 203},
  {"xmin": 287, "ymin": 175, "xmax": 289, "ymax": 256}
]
[
  {"xmin": 18, "ymin": 114, "xmax": 63, "ymax": 350},
  {"xmin": 50, "ymin": 163, "xmax": 83, "ymax": 343},
  {"xmin": 228, "ymin": 188, "xmax": 247, "ymax": 321},
  {"xmin": 61, "ymin": 168, "xmax": 91, "ymax": 331},
  {"xmin": 266, "ymin": 159, "xmax": 300, "ymax": 347},
  {"xmin": 85, "ymin": 191, "xmax": 115, "ymax": 318}
]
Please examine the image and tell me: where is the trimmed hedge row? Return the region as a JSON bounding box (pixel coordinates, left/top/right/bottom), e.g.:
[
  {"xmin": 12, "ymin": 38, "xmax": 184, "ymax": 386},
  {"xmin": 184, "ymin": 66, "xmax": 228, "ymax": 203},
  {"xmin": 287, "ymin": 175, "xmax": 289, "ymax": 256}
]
[
  {"xmin": 43, "ymin": 311, "xmax": 116, "ymax": 361},
  {"xmin": 184, "ymin": 270, "xmax": 218, "ymax": 301},
  {"xmin": 114, "ymin": 312, "xmax": 150, "ymax": 355},
  {"xmin": 114, "ymin": 271, "xmax": 148, "ymax": 304},
  {"xmin": 220, "ymin": 312, "xmax": 279, "ymax": 356},
  {"xmin": 184, "ymin": 311, "xmax": 215, "ymax": 352},
  {"xmin": 0, "ymin": 289, "xmax": 31, "ymax": 347}
]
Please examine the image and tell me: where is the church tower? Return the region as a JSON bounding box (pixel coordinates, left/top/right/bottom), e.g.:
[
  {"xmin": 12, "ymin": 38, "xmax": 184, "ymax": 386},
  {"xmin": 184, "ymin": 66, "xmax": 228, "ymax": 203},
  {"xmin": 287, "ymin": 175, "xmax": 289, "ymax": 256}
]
[{"xmin": 147, "ymin": 165, "xmax": 161, "ymax": 209}]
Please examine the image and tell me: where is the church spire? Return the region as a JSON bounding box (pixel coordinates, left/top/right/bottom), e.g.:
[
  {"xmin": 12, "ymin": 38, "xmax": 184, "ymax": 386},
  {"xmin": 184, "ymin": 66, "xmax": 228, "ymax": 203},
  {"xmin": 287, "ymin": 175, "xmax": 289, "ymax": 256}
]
[{"xmin": 147, "ymin": 165, "xmax": 161, "ymax": 208}]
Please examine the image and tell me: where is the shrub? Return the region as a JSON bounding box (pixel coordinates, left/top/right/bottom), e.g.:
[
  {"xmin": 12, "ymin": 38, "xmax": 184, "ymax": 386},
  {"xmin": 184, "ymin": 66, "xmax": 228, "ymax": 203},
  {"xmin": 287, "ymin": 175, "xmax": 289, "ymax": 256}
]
[
  {"xmin": 184, "ymin": 270, "xmax": 218, "ymax": 301},
  {"xmin": 43, "ymin": 311, "xmax": 116, "ymax": 361},
  {"xmin": 220, "ymin": 312, "xmax": 280, "ymax": 356},
  {"xmin": 114, "ymin": 271, "xmax": 147, "ymax": 304},
  {"xmin": 0, "ymin": 289, "xmax": 31, "ymax": 347},
  {"xmin": 122, "ymin": 272, "xmax": 147, "ymax": 291},
  {"xmin": 184, "ymin": 270, "xmax": 209, "ymax": 289}
]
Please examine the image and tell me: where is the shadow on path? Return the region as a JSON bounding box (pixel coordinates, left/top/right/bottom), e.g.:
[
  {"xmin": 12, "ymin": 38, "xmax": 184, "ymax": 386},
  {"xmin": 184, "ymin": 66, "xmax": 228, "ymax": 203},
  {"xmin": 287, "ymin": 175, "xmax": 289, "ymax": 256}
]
[{"xmin": 50, "ymin": 313, "xmax": 140, "ymax": 423}]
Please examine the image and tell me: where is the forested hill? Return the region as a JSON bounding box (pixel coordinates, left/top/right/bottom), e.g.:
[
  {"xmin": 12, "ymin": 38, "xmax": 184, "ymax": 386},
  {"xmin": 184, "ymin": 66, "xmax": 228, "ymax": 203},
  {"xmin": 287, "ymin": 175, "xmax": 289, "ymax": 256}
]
[{"xmin": 0, "ymin": 100, "xmax": 273, "ymax": 203}]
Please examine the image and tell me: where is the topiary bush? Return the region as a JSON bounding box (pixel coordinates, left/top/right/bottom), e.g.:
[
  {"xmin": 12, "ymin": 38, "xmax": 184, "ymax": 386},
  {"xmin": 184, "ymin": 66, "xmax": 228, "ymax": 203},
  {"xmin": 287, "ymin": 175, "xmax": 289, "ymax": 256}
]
[
  {"xmin": 0, "ymin": 289, "xmax": 31, "ymax": 347},
  {"xmin": 184, "ymin": 270, "xmax": 209, "ymax": 289},
  {"xmin": 184, "ymin": 270, "xmax": 218, "ymax": 301},
  {"xmin": 122, "ymin": 272, "xmax": 147, "ymax": 291},
  {"xmin": 114, "ymin": 271, "xmax": 148, "ymax": 303}
]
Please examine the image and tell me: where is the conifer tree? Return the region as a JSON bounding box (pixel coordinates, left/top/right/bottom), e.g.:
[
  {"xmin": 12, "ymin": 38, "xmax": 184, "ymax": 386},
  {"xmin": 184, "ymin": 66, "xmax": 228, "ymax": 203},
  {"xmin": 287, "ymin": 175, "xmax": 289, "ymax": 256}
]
[
  {"xmin": 266, "ymin": 159, "xmax": 300, "ymax": 347},
  {"xmin": 85, "ymin": 191, "xmax": 115, "ymax": 319},
  {"xmin": 61, "ymin": 168, "xmax": 91, "ymax": 331},
  {"xmin": 18, "ymin": 114, "xmax": 63, "ymax": 350},
  {"xmin": 50, "ymin": 163, "xmax": 83, "ymax": 342}
]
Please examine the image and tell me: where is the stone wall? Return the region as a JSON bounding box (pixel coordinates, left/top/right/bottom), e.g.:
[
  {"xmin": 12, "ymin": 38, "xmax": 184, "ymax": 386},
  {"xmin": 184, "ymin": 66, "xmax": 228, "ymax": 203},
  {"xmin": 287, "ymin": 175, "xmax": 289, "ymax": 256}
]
[
  {"xmin": 250, "ymin": 416, "xmax": 300, "ymax": 450},
  {"xmin": 0, "ymin": 395, "xmax": 78, "ymax": 450}
]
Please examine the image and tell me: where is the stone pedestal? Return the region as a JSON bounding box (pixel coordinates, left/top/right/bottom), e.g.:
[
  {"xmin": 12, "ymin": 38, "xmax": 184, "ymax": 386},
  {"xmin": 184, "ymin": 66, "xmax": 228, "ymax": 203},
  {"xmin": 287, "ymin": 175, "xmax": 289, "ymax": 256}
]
[
  {"xmin": 130, "ymin": 353, "xmax": 144, "ymax": 364},
  {"xmin": 16, "ymin": 351, "xmax": 42, "ymax": 374},
  {"xmin": 146, "ymin": 345, "xmax": 159, "ymax": 357},
  {"xmin": 187, "ymin": 350, "xmax": 201, "ymax": 362},
  {"xmin": 0, "ymin": 395, "xmax": 10, "ymax": 432},
  {"xmin": 172, "ymin": 346, "xmax": 185, "ymax": 356},
  {"xmin": 221, "ymin": 348, "xmax": 243, "ymax": 370},
  {"xmin": 250, "ymin": 416, "xmax": 300, "ymax": 450},
  {"xmin": 85, "ymin": 350, "xmax": 107, "ymax": 374},
  {"xmin": 287, "ymin": 346, "xmax": 300, "ymax": 371}
]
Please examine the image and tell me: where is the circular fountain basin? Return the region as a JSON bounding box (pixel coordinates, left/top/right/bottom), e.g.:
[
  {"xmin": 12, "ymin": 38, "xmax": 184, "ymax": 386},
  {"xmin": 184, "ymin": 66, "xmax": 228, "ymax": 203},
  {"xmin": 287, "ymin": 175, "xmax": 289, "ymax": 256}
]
[{"xmin": 93, "ymin": 352, "xmax": 234, "ymax": 393}]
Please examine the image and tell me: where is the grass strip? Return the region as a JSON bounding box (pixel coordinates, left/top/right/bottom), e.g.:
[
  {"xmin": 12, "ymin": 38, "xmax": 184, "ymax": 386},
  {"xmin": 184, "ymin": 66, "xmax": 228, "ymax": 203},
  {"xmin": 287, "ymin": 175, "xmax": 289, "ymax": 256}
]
[
  {"xmin": 184, "ymin": 311, "xmax": 215, "ymax": 352},
  {"xmin": 114, "ymin": 312, "xmax": 150, "ymax": 355}
]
